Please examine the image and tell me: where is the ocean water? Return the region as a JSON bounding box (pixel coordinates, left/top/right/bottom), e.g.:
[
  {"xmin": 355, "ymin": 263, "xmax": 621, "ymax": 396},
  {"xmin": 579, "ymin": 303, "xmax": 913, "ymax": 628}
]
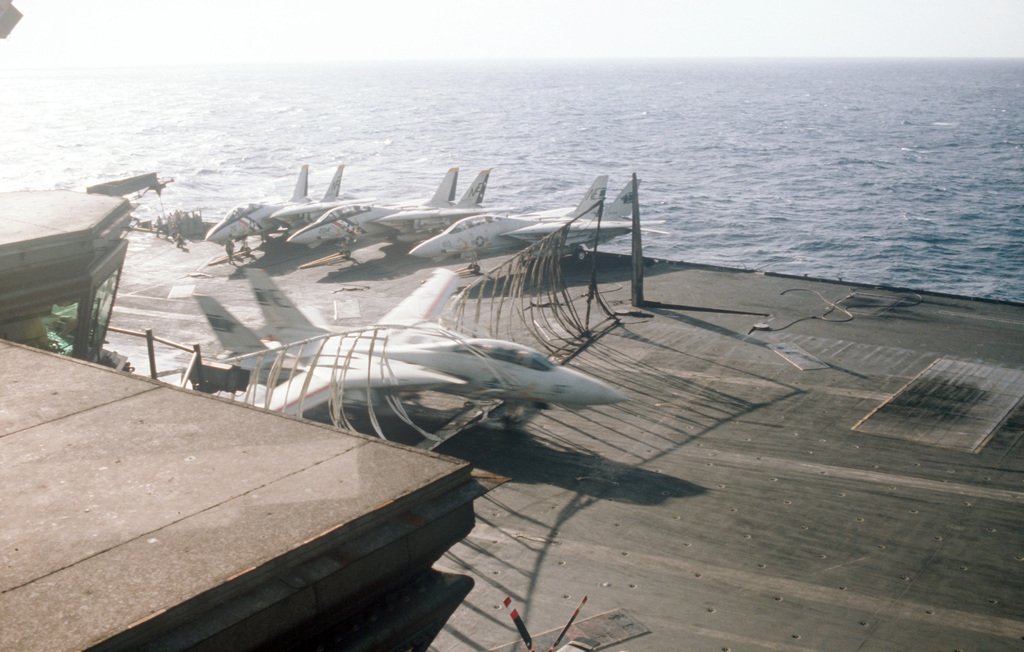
[{"xmin": 2, "ymin": 59, "xmax": 1022, "ymax": 302}]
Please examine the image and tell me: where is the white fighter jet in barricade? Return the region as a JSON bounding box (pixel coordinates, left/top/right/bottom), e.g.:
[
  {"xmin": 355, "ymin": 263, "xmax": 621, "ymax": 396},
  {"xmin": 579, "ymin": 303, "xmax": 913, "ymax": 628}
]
[
  {"xmin": 193, "ymin": 268, "xmax": 626, "ymax": 421},
  {"xmin": 409, "ymin": 175, "xmax": 650, "ymax": 260},
  {"xmin": 204, "ymin": 164, "xmax": 316, "ymax": 244},
  {"xmin": 286, "ymin": 168, "xmax": 508, "ymax": 251}
]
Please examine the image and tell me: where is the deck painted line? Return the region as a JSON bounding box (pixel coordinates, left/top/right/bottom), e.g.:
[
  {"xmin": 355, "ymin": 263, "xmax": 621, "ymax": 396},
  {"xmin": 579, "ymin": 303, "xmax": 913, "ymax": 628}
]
[{"xmin": 767, "ymin": 342, "xmax": 830, "ymax": 370}]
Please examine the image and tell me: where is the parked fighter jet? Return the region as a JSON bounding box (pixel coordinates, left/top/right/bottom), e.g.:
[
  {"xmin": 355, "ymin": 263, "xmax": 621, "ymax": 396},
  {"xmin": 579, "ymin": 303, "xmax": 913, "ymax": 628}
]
[
  {"xmin": 371, "ymin": 167, "xmax": 503, "ymax": 239},
  {"xmin": 281, "ymin": 166, "xmax": 462, "ymax": 248},
  {"xmin": 286, "ymin": 168, "xmax": 504, "ymax": 250},
  {"xmin": 409, "ymin": 176, "xmax": 649, "ymax": 260},
  {"xmin": 194, "ymin": 268, "xmax": 625, "ymax": 418},
  {"xmin": 253, "ymin": 164, "xmax": 370, "ymax": 229},
  {"xmin": 204, "ymin": 165, "xmax": 313, "ymax": 244}
]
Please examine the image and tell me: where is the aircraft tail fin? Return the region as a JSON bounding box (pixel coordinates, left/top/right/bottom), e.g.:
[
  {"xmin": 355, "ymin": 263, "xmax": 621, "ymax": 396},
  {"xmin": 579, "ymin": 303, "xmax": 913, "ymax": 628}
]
[
  {"xmin": 570, "ymin": 175, "xmax": 608, "ymax": 219},
  {"xmin": 456, "ymin": 168, "xmax": 491, "ymax": 207},
  {"xmin": 427, "ymin": 167, "xmax": 459, "ymax": 207},
  {"xmin": 604, "ymin": 177, "xmax": 640, "ymax": 219},
  {"xmin": 194, "ymin": 295, "xmax": 266, "ymax": 355},
  {"xmin": 321, "ymin": 164, "xmax": 344, "ymax": 202},
  {"xmin": 378, "ymin": 268, "xmax": 461, "ymax": 326},
  {"xmin": 245, "ymin": 269, "xmax": 329, "ymax": 339},
  {"xmin": 290, "ymin": 164, "xmax": 310, "ymax": 203}
]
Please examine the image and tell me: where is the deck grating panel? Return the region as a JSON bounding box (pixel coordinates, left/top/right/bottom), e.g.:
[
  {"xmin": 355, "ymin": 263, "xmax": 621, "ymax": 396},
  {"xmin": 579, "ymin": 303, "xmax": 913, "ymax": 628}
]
[{"xmin": 853, "ymin": 357, "xmax": 1024, "ymax": 452}]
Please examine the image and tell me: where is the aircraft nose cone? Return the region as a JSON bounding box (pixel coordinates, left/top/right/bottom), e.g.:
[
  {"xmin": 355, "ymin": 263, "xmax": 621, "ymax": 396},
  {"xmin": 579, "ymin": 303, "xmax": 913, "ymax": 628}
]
[
  {"xmin": 205, "ymin": 224, "xmax": 228, "ymax": 243},
  {"xmin": 287, "ymin": 228, "xmax": 315, "ymax": 246},
  {"xmin": 563, "ymin": 369, "xmax": 627, "ymax": 406},
  {"xmin": 409, "ymin": 240, "xmax": 439, "ymax": 258},
  {"xmin": 590, "ymin": 380, "xmax": 627, "ymax": 405}
]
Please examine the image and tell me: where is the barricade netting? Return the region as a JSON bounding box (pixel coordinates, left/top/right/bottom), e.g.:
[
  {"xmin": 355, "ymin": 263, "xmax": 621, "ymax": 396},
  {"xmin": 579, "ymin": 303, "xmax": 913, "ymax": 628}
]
[
  {"xmin": 444, "ymin": 211, "xmax": 621, "ymax": 362},
  {"xmin": 224, "ymin": 324, "xmax": 496, "ymax": 442}
]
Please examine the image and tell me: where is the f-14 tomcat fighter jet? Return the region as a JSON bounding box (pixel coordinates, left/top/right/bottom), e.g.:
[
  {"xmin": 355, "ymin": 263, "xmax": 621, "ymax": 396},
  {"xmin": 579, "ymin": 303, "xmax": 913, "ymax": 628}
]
[
  {"xmin": 204, "ymin": 163, "xmax": 384, "ymax": 245},
  {"xmin": 204, "ymin": 164, "xmax": 317, "ymax": 245},
  {"xmin": 194, "ymin": 268, "xmax": 625, "ymax": 420},
  {"xmin": 285, "ymin": 168, "xmax": 507, "ymax": 250},
  {"xmin": 409, "ymin": 176, "xmax": 651, "ymax": 260},
  {"xmin": 250, "ymin": 164, "xmax": 370, "ymax": 229}
]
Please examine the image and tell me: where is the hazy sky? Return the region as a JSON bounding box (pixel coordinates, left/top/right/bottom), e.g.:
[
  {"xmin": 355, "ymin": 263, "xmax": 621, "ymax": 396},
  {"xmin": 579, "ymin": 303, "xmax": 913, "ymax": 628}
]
[{"xmin": 2, "ymin": 0, "xmax": 1022, "ymax": 68}]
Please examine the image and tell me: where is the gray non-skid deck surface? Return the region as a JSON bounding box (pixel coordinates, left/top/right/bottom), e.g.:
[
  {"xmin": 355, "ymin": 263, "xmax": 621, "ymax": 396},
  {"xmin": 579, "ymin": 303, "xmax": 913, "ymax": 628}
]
[
  {"xmin": 101, "ymin": 235, "xmax": 1024, "ymax": 649},
  {"xmin": 431, "ymin": 263, "xmax": 1024, "ymax": 651}
]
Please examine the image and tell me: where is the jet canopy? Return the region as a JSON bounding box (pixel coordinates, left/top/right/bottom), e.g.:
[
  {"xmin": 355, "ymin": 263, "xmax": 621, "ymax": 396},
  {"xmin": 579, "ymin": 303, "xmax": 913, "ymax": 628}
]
[
  {"xmin": 225, "ymin": 204, "xmax": 262, "ymax": 221},
  {"xmin": 459, "ymin": 339, "xmax": 555, "ymax": 371},
  {"xmin": 448, "ymin": 214, "xmax": 499, "ymax": 234},
  {"xmin": 316, "ymin": 204, "xmax": 374, "ymax": 225}
]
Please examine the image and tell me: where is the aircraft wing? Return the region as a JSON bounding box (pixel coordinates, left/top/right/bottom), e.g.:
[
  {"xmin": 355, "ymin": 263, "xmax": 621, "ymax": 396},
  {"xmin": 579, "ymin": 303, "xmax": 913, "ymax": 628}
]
[
  {"xmin": 511, "ymin": 218, "xmax": 636, "ymax": 238},
  {"xmin": 504, "ymin": 221, "xmax": 566, "ymax": 242},
  {"xmin": 376, "ymin": 268, "xmax": 461, "ymax": 327},
  {"xmin": 373, "ymin": 209, "xmax": 443, "ymax": 224},
  {"xmin": 561, "ymin": 222, "xmax": 633, "ymax": 246},
  {"xmin": 503, "ymin": 219, "xmax": 638, "ymax": 247},
  {"xmin": 264, "ymin": 356, "xmax": 465, "ymax": 415}
]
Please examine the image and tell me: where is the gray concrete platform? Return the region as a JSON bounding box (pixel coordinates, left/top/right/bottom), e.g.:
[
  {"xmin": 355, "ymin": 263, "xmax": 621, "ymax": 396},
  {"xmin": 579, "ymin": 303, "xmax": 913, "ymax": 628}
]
[{"xmin": 0, "ymin": 338, "xmax": 482, "ymax": 650}]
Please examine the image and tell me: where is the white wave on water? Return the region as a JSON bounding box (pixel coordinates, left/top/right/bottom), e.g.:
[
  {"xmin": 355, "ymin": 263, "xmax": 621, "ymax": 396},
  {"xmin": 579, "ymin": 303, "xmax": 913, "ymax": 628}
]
[{"xmin": 2, "ymin": 59, "xmax": 1023, "ymax": 301}]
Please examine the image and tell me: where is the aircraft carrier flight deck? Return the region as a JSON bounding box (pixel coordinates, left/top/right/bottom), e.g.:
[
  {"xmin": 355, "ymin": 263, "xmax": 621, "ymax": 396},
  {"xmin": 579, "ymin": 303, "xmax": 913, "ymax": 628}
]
[
  {"xmin": 92, "ymin": 225, "xmax": 1024, "ymax": 651},
  {"xmin": 0, "ymin": 195, "xmax": 1019, "ymax": 646}
]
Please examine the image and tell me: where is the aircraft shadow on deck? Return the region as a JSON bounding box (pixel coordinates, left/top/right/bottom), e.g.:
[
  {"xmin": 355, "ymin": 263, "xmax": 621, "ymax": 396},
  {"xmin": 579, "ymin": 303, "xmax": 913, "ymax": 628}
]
[
  {"xmin": 299, "ymin": 401, "xmax": 469, "ymax": 447},
  {"xmin": 317, "ymin": 245, "xmax": 441, "ymax": 284},
  {"xmin": 437, "ymin": 426, "xmax": 706, "ymax": 506},
  {"xmin": 220, "ymin": 238, "xmax": 435, "ymax": 281}
]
